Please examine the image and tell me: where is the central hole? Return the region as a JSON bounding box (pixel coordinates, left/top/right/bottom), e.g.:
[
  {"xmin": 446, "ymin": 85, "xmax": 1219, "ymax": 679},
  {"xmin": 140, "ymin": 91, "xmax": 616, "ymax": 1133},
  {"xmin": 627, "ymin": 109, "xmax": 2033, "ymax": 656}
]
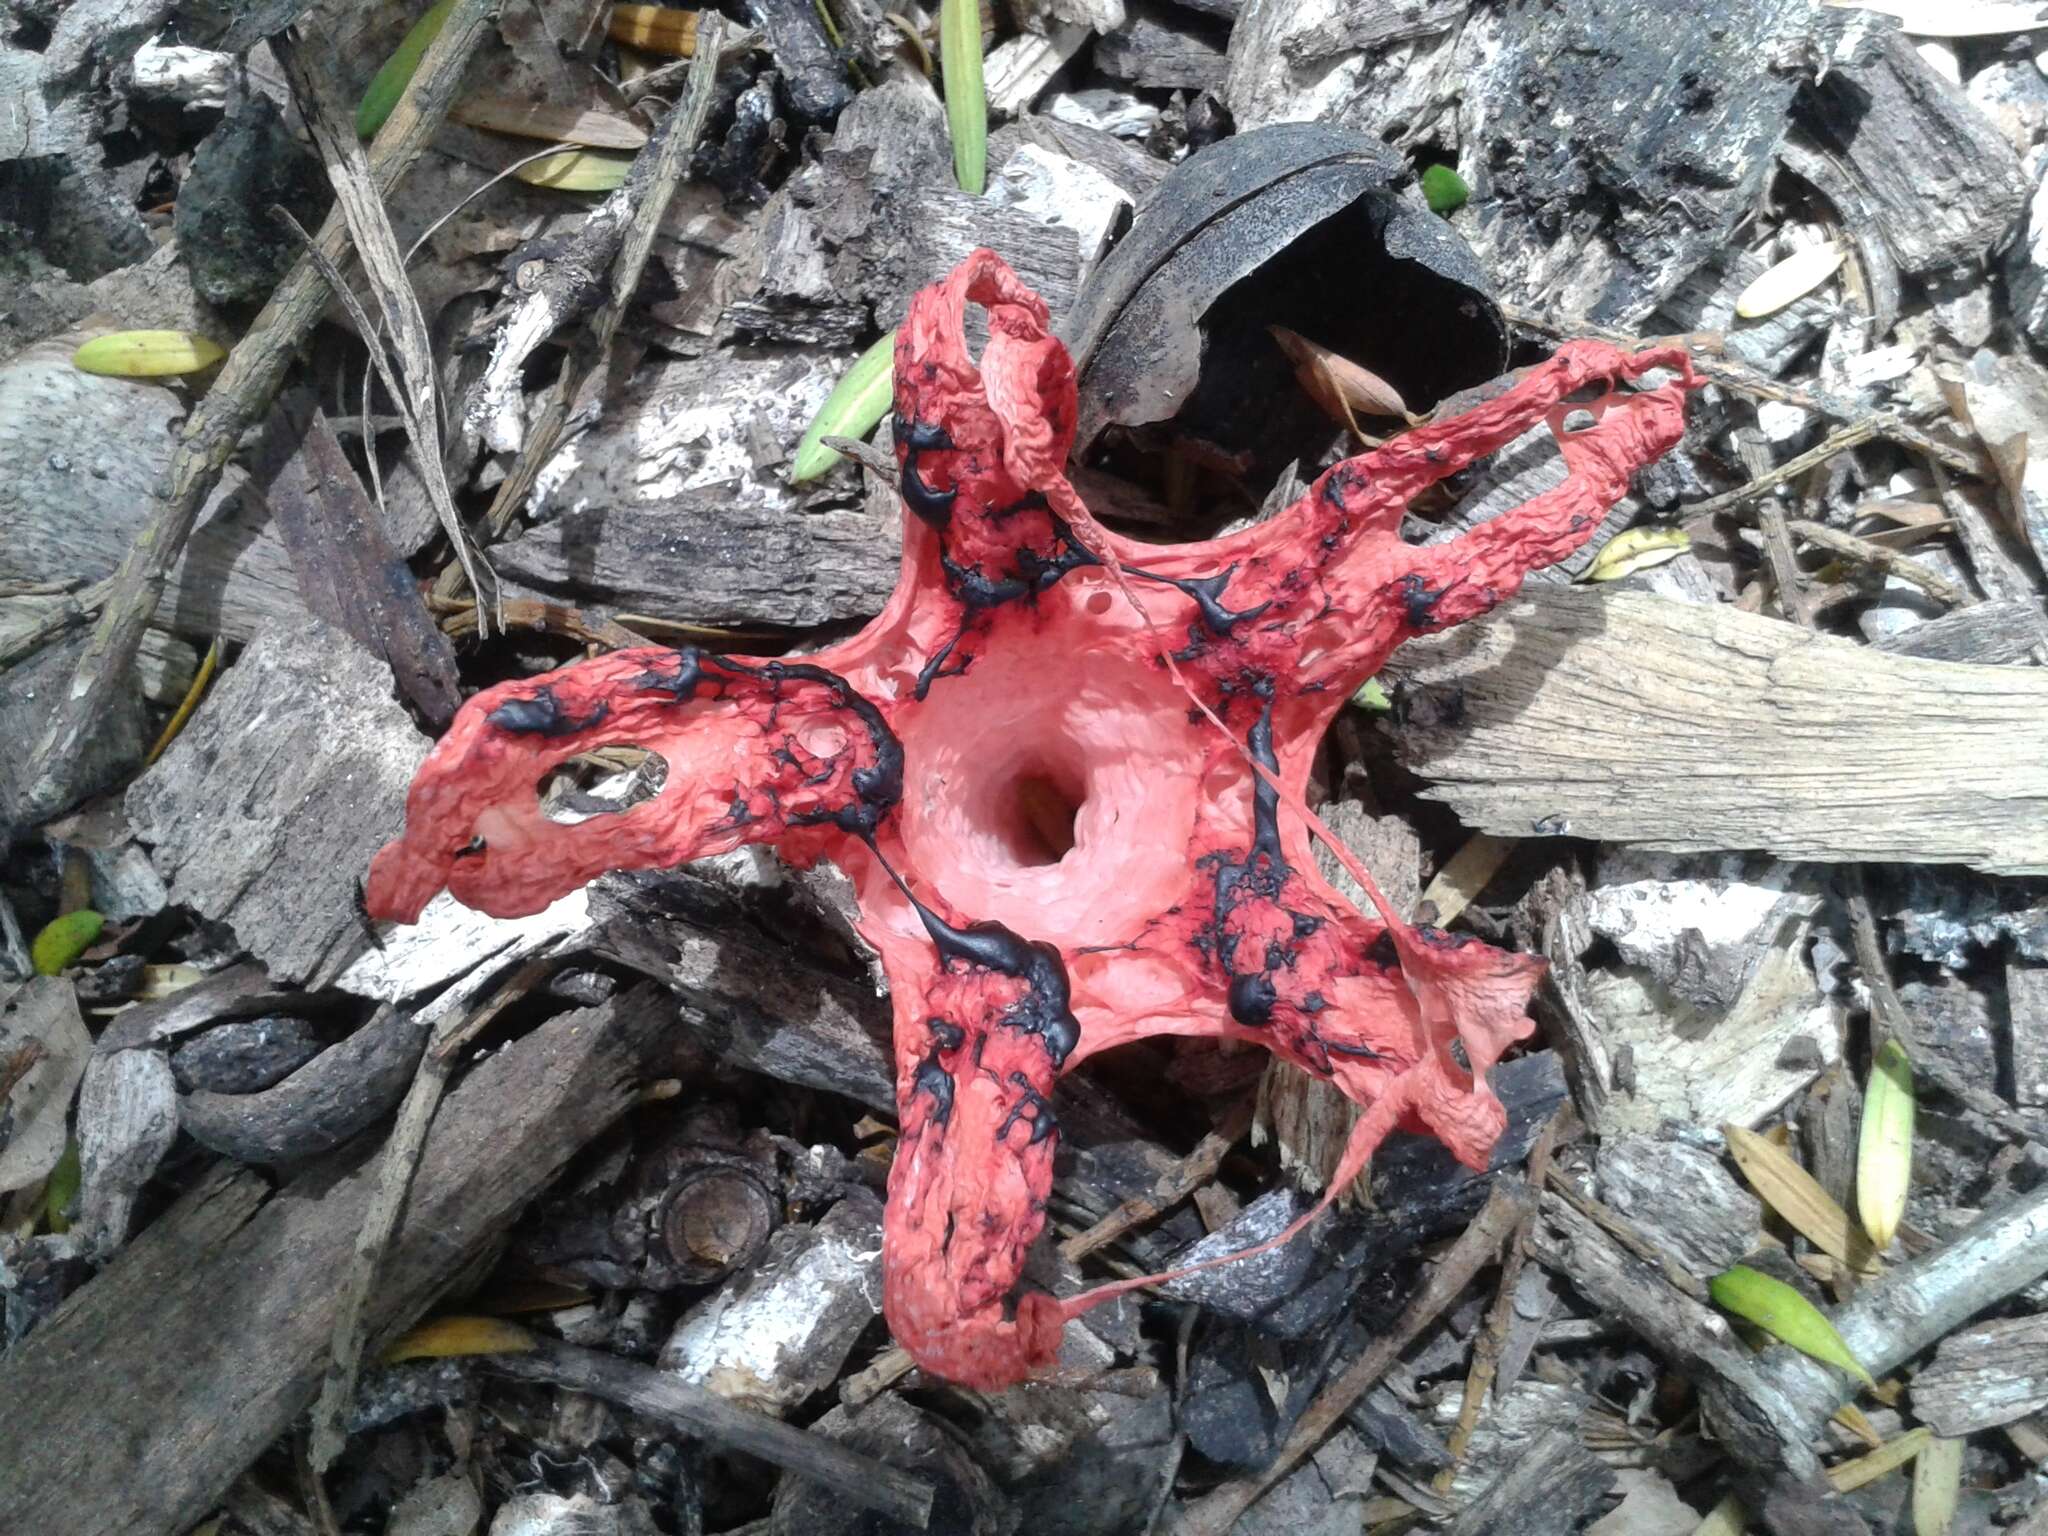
[{"xmin": 1005, "ymin": 771, "xmax": 1083, "ymax": 866}]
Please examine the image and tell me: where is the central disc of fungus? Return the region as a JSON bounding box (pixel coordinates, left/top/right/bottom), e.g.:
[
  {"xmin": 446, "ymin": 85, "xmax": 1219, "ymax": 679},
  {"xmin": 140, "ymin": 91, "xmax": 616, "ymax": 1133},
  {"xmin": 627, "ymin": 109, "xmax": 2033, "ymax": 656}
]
[
  {"xmin": 894, "ymin": 621, "xmax": 1201, "ymax": 941},
  {"xmin": 365, "ymin": 250, "xmax": 1697, "ymax": 1391}
]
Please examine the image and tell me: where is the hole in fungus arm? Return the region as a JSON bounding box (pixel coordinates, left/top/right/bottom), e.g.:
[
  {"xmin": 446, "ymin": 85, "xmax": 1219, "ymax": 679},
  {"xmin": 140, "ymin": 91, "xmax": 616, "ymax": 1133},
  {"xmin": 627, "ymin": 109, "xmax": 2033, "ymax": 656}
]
[
  {"xmin": 364, "ymin": 249, "xmax": 1699, "ymax": 1392},
  {"xmin": 538, "ymin": 746, "xmax": 670, "ymax": 825}
]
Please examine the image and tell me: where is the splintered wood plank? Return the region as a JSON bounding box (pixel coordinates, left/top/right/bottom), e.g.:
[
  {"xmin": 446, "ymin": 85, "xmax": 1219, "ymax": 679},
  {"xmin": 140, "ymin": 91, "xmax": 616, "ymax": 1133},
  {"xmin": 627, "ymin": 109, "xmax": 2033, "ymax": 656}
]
[
  {"xmin": 123, "ymin": 620, "xmax": 431, "ymax": 986},
  {"xmin": 0, "ymin": 988, "xmax": 673, "ymax": 1536},
  {"xmin": 1382, "ymin": 588, "xmax": 2048, "ymax": 875}
]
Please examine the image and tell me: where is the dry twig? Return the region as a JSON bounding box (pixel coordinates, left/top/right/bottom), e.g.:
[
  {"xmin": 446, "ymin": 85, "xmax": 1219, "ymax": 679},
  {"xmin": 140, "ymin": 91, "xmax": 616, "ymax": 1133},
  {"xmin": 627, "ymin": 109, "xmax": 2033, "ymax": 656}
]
[
  {"xmin": 1436, "ymin": 1109, "xmax": 1568, "ymax": 1488},
  {"xmin": 1059, "ymin": 1097, "xmax": 1255, "ymax": 1264},
  {"xmin": 440, "ymin": 11, "xmax": 728, "ymax": 610},
  {"xmin": 306, "ymin": 955, "xmax": 560, "ymax": 1469},
  {"xmin": 1786, "ymin": 519, "xmax": 1970, "ymax": 607},
  {"xmin": 10, "ymin": 0, "xmax": 498, "ymax": 830},
  {"xmin": 1170, "ymin": 1182, "xmax": 1529, "ymax": 1536}
]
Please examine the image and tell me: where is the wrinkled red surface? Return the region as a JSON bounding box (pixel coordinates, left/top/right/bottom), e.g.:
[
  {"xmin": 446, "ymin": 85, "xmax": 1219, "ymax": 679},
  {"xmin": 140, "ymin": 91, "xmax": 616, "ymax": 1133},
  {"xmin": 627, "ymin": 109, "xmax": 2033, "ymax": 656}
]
[{"xmin": 366, "ymin": 250, "xmax": 1695, "ymax": 1390}]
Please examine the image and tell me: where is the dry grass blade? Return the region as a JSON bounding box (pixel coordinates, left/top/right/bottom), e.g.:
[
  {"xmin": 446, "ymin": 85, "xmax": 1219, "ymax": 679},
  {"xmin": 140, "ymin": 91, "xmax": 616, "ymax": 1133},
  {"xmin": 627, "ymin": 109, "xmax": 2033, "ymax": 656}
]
[
  {"xmin": 1912, "ymin": 1433, "xmax": 1963, "ymax": 1536},
  {"xmin": 512, "ymin": 149, "xmax": 636, "ymax": 191},
  {"xmin": 382, "ymin": 1315, "xmax": 538, "ymax": 1361},
  {"xmin": 1690, "ymin": 1493, "xmax": 1749, "ymax": 1534},
  {"xmin": 1581, "ymin": 526, "xmax": 1691, "ymax": 583},
  {"xmin": 450, "ymin": 95, "xmax": 649, "ymax": 149},
  {"xmin": 1724, "ymin": 1123, "xmax": 1882, "ymax": 1275},
  {"xmin": 1827, "ymin": 1427, "xmax": 1931, "ymax": 1492},
  {"xmin": 1417, "ymin": 831, "xmax": 1513, "ymax": 927},
  {"xmin": 276, "ymin": 34, "xmax": 498, "ymax": 632},
  {"xmin": 144, "ymin": 637, "xmax": 219, "ymax": 766},
  {"xmin": 609, "ymin": 3, "xmax": 699, "ymax": 56}
]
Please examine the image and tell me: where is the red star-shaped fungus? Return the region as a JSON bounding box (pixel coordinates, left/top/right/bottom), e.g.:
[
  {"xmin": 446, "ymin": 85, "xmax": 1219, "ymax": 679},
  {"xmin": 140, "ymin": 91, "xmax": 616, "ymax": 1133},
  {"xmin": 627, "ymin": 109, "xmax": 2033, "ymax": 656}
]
[{"xmin": 366, "ymin": 250, "xmax": 1696, "ymax": 1389}]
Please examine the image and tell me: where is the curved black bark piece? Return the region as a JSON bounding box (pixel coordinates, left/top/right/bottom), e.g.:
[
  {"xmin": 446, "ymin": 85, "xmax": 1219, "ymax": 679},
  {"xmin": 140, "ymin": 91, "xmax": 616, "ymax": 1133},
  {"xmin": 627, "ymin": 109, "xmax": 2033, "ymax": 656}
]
[
  {"xmin": 178, "ymin": 1005, "xmax": 429, "ymax": 1164},
  {"xmin": 1058, "ymin": 122, "xmax": 1505, "ymax": 457}
]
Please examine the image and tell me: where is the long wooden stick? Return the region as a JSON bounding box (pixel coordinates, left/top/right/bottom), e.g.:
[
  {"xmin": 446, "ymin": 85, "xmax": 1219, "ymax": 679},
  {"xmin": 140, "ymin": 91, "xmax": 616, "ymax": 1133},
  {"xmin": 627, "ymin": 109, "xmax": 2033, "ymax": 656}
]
[{"xmin": 11, "ymin": 1, "xmax": 497, "ymax": 830}]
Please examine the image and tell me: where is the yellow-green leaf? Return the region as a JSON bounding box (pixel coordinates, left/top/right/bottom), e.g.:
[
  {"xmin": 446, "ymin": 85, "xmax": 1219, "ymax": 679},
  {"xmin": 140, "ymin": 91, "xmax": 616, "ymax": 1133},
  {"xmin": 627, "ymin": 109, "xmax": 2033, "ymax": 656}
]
[
  {"xmin": 44, "ymin": 1139, "xmax": 80, "ymax": 1234},
  {"xmin": 1858, "ymin": 1039, "xmax": 1915, "ymax": 1251},
  {"xmin": 357, "ymin": 0, "xmax": 457, "ymax": 138},
  {"xmin": 1710, "ymin": 1264, "xmax": 1874, "ymax": 1386},
  {"xmin": 513, "ymin": 149, "xmax": 636, "ymax": 192},
  {"xmin": 791, "ymin": 330, "xmax": 897, "ymax": 483},
  {"xmin": 71, "ymin": 331, "xmax": 226, "ymax": 377},
  {"xmin": 939, "ymin": 0, "xmax": 986, "ymax": 195},
  {"xmin": 1351, "ymin": 677, "xmax": 1391, "ymax": 712},
  {"xmin": 31, "ymin": 910, "xmax": 103, "ymax": 976},
  {"xmin": 382, "ymin": 1315, "xmax": 537, "ymax": 1362},
  {"xmin": 1582, "ymin": 527, "xmax": 1691, "ymax": 583},
  {"xmin": 1734, "ymin": 242, "xmax": 1846, "ymax": 320}
]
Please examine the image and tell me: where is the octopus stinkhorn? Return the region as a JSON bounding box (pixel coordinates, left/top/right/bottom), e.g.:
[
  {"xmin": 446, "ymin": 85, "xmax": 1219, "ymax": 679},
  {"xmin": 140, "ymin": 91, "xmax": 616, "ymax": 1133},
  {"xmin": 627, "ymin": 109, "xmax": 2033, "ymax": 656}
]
[{"xmin": 366, "ymin": 250, "xmax": 1696, "ymax": 1390}]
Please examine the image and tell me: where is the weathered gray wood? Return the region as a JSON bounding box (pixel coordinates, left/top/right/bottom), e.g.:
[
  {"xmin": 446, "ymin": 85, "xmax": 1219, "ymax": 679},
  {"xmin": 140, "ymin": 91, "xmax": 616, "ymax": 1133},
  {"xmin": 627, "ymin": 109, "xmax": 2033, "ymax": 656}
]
[
  {"xmin": 495, "ymin": 1336, "xmax": 934, "ymax": 1527},
  {"xmin": 257, "ymin": 390, "xmax": 460, "ymax": 724},
  {"xmin": 12, "ymin": 0, "xmax": 498, "ymax": 828},
  {"xmin": 657, "ymin": 1191, "xmax": 884, "ymax": 1412},
  {"xmin": 0, "ymin": 338, "xmax": 314, "ymax": 644},
  {"xmin": 0, "ymin": 978, "xmax": 91, "ymax": 1193},
  {"xmin": 1531, "ymin": 1188, "xmax": 1822, "ymax": 1479},
  {"xmin": 1230, "ymin": 0, "xmax": 1835, "ymax": 324},
  {"xmin": 590, "ymin": 874, "xmax": 896, "ymax": 1111},
  {"xmin": 124, "ymin": 621, "xmax": 429, "ymax": 987},
  {"xmin": 0, "ymin": 986, "xmax": 677, "ymax": 1536},
  {"xmin": 1795, "ymin": 28, "xmax": 2031, "ymax": 277},
  {"xmin": 748, "ymin": 77, "xmax": 1083, "ymax": 337},
  {"xmin": 1873, "ymin": 599, "xmax": 2048, "ymax": 666},
  {"xmin": 1096, "ymin": 4, "xmax": 1227, "ymax": 92},
  {"xmin": 1383, "ymin": 587, "xmax": 2048, "ymax": 876},
  {"xmin": 73, "ymin": 1048, "xmax": 179, "ymax": 1256},
  {"xmin": 494, "ymin": 493, "xmax": 901, "ymax": 630},
  {"xmin": 0, "ymin": 630, "xmax": 150, "ymax": 826},
  {"xmin": 1594, "ymin": 1136, "xmax": 1761, "ymax": 1278},
  {"xmin": 1443, "ymin": 1426, "xmax": 1614, "ymax": 1536},
  {"xmin": 1913, "ymin": 1314, "xmax": 2048, "ymax": 1434},
  {"xmin": 2010, "ymin": 961, "xmax": 2048, "ymax": 1109}
]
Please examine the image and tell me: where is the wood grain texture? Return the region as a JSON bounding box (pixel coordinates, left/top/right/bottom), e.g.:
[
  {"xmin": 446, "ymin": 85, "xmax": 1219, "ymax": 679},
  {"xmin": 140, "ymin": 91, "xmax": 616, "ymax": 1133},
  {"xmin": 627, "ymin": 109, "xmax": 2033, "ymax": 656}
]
[
  {"xmin": 124, "ymin": 620, "xmax": 429, "ymax": 986},
  {"xmin": 0, "ymin": 986, "xmax": 677, "ymax": 1536},
  {"xmin": 1913, "ymin": 1314, "xmax": 2048, "ymax": 1434},
  {"xmin": 0, "ymin": 338, "xmax": 312, "ymax": 643},
  {"xmin": 1442, "ymin": 1426, "xmax": 1614, "ymax": 1536},
  {"xmin": 1383, "ymin": 588, "xmax": 2048, "ymax": 875}
]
